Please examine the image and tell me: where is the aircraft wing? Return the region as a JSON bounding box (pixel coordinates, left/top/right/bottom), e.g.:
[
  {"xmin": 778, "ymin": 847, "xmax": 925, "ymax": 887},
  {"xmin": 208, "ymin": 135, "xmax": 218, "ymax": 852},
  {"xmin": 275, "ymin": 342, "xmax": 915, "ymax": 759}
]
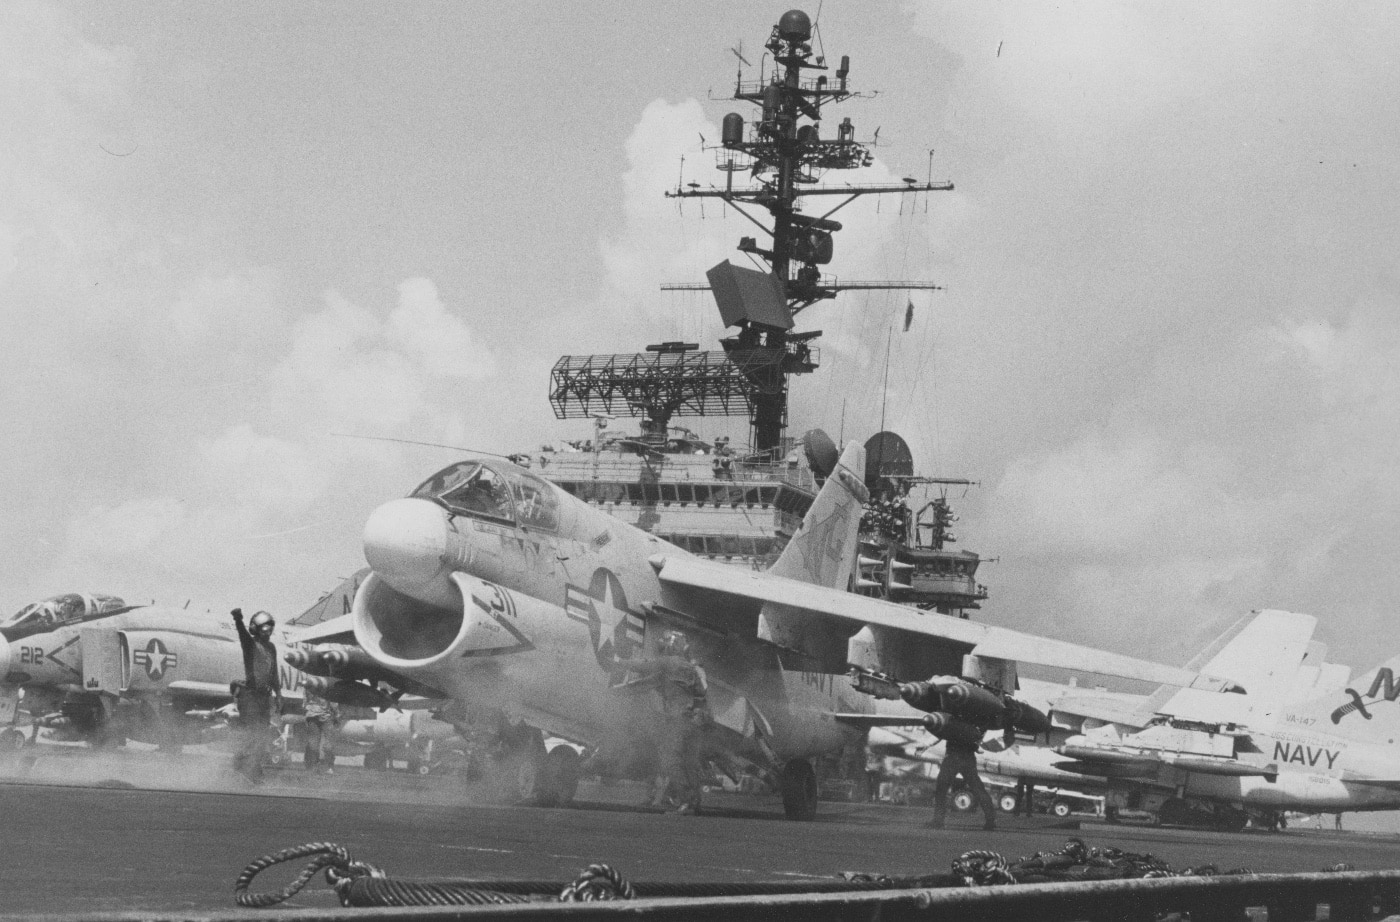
[
  {"xmin": 652, "ymin": 554, "xmax": 1238, "ymax": 692},
  {"xmin": 1051, "ymin": 690, "xmax": 1160, "ymax": 727},
  {"xmin": 1340, "ymin": 774, "xmax": 1400, "ymax": 789},
  {"xmin": 288, "ymin": 612, "xmax": 357, "ymax": 645}
]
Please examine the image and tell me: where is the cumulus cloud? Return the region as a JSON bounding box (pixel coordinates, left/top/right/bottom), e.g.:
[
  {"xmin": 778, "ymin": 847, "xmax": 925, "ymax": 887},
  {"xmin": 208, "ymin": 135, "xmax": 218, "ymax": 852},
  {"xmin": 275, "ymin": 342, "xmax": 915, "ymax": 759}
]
[
  {"xmin": 387, "ymin": 277, "xmax": 497, "ymax": 379},
  {"xmin": 0, "ymin": 3, "xmax": 505, "ymax": 613}
]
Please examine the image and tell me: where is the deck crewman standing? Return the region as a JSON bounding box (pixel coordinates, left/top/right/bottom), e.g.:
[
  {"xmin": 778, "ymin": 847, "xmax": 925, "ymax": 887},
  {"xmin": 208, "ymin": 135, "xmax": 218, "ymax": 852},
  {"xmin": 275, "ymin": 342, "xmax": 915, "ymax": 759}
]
[{"xmin": 231, "ymin": 608, "xmax": 282, "ymax": 783}]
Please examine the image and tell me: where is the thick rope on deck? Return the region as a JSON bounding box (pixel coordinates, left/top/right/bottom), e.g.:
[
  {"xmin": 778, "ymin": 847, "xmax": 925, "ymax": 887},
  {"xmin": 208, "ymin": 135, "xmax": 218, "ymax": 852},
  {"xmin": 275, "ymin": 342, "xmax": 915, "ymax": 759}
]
[
  {"xmin": 235, "ymin": 837, "xmax": 1271, "ymax": 909},
  {"xmin": 953, "ymin": 837, "xmax": 1257, "ymax": 887}
]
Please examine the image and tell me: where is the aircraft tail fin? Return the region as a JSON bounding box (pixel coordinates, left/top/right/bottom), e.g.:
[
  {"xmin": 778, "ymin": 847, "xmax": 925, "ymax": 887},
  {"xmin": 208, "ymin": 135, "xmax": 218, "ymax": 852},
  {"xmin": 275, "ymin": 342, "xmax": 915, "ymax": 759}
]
[
  {"xmin": 768, "ymin": 442, "xmax": 868, "ymax": 589},
  {"xmin": 1282, "ymin": 653, "xmax": 1400, "ymax": 745},
  {"xmin": 1146, "ymin": 610, "xmax": 1317, "ymax": 721}
]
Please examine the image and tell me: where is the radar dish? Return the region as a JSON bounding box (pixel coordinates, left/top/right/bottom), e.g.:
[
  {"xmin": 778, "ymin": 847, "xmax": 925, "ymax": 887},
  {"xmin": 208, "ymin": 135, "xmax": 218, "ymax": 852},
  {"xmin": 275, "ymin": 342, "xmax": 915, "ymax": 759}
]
[
  {"xmin": 803, "ymin": 429, "xmax": 838, "ymax": 479},
  {"xmin": 863, "ymin": 431, "xmax": 914, "ymax": 490}
]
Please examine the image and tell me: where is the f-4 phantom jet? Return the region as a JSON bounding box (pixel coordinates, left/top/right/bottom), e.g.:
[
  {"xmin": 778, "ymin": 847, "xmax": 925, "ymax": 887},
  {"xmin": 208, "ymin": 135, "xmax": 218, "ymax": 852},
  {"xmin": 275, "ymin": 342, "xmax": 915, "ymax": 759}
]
[
  {"xmin": 0, "ymin": 594, "xmax": 288, "ymax": 748},
  {"xmin": 0, "ymin": 592, "xmax": 351, "ymax": 750},
  {"xmin": 310, "ymin": 442, "xmax": 1239, "ymax": 819}
]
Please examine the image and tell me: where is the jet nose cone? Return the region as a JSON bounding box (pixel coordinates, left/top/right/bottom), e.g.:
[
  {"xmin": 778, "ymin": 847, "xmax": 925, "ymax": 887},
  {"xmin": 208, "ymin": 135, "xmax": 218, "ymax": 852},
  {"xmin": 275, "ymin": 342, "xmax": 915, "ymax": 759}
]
[
  {"xmin": 363, "ymin": 498, "xmax": 450, "ymax": 592},
  {"xmin": 0, "ymin": 635, "xmax": 10, "ymax": 680}
]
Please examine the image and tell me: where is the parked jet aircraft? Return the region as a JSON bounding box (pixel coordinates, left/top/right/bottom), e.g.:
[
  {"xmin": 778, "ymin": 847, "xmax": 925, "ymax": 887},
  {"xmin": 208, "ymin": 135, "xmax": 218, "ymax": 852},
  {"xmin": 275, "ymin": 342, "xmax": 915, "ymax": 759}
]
[
  {"xmin": 297, "ymin": 442, "xmax": 1239, "ymax": 819},
  {"xmin": 0, "ymin": 593, "xmax": 322, "ymax": 749},
  {"xmin": 0, "ymin": 588, "xmax": 387, "ymax": 751},
  {"xmin": 1053, "ymin": 652, "xmax": 1400, "ymax": 829},
  {"xmin": 866, "ymin": 609, "xmax": 1350, "ymax": 827},
  {"xmin": 1038, "ymin": 610, "xmax": 1349, "ymax": 741}
]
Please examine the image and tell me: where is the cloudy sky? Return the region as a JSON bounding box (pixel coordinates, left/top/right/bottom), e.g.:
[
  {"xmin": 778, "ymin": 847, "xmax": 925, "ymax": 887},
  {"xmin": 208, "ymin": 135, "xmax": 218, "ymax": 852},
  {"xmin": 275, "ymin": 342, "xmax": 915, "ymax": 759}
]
[{"xmin": 6, "ymin": 1, "xmax": 1400, "ymax": 682}]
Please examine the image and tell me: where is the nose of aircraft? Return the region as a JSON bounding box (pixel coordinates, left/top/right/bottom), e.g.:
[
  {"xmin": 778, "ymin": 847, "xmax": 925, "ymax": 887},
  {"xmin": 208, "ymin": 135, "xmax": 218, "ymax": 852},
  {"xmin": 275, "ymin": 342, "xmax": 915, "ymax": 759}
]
[
  {"xmin": 0, "ymin": 633, "xmax": 10, "ymax": 680},
  {"xmin": 363, "ymin": 498, "xmax": 451, "ymax": 593}
]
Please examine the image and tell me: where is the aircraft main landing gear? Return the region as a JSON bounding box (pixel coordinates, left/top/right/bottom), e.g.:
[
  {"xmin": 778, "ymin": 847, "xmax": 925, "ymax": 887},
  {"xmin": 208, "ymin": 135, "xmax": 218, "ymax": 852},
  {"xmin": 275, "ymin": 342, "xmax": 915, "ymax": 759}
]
[
  {"xmin": 537, "ymin": 745, "xmax": 581, "ymax": 807},
  {"xmin": 779, "ymin": 758, "xmax": 818, "ymax": 821},
  {"xmin": 363, "ymin": 744, "xmax": 392, "ymax": 771}
]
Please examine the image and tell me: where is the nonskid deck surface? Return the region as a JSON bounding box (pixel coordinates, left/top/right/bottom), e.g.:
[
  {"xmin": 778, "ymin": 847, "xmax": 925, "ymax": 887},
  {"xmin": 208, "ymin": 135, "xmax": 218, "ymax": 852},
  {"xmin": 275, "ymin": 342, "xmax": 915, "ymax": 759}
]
[{"xmin": 1, "ymin": 746, "xmax": 1395, "ymax": 915}]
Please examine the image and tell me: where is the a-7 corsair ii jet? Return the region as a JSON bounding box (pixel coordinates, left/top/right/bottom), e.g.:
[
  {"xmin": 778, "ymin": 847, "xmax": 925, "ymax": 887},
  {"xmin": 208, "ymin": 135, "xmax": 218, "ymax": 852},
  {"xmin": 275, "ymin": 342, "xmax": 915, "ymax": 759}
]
[{"xmin": 302, "ymin": 442, "xmax": 1239, "ymax": 819}]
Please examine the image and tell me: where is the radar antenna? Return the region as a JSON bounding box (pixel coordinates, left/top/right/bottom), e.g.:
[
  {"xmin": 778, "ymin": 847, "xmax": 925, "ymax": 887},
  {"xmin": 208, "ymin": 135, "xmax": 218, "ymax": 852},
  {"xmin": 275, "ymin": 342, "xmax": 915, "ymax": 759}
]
[
  {"xmin": 550, "ymin": 10, "xmax": 952, "ymax": 457},
  {"xmin": 664, "ymin": 9, "xmax": 953, "ymax": 454}
]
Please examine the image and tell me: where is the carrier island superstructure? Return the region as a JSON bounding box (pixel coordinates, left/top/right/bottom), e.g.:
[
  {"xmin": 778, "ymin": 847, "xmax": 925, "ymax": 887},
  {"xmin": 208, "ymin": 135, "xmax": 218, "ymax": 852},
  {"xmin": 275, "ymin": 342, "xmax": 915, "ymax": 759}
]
[{"xmin": 519, "ymin": 9, "xmax": 986, "ymax": 620}]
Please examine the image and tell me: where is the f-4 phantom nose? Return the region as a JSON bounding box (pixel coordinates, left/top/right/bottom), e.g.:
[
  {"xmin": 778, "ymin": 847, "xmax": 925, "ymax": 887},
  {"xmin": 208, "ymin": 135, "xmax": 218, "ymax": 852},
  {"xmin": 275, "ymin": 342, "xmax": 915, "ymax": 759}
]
[{"xmin": 363, "ymin": 498, "xmax": 450, "ymax": 594}]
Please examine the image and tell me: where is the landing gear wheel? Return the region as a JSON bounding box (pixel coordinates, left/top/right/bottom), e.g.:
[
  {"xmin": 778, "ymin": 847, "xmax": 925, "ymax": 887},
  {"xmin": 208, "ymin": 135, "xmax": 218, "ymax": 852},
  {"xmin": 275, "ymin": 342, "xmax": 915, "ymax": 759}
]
[
  {"xmin": 779, "ymin": 759, "xmax": 818, "ymax": 821},
  {"xmin": 1216, "ymin": 809, "xmax": 1249, "ymax": 833},
  {"xmin": 951, "ymin": 790, "xmax": 976, "ymax": 813},
  {"xmin": 510, "ymin": 728, "xmax": 548, "ymax": 804},
  {"xmin": 1158, "ymin": 798, "xmax": 1189, "ymax": 826},
  {"xmin": 0, "ymin": 728, "xmax": 25, "ymax": 752},
  {"xmin": 408, "ymin": 760, "xmax": 431, "ymax": 776},
  {"xmin": 538, "ymin": 746, "xmax": 581, "ymax": 807},
  {"xmin": 998, "ymin": 793, "xmax": 1019, "ymax": 813},
  {"xmin": 1051, "ymin": 800, "xmax": 1072, "ymax": 819},
  {"xmin": 364, "ymin": 745, "xmax": 391, "ymax": 771}
]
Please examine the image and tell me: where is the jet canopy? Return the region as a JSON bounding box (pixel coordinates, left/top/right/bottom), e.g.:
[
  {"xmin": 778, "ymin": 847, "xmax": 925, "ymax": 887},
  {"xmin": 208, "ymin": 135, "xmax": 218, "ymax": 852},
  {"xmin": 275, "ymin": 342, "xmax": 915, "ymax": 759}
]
[
  {"xmin": 409, "ymin": 461, "xmax": 560, "ymax": 531},
  {"xmin": 1, "ymin": 593, "xmax": 126, "ymax": 631}
]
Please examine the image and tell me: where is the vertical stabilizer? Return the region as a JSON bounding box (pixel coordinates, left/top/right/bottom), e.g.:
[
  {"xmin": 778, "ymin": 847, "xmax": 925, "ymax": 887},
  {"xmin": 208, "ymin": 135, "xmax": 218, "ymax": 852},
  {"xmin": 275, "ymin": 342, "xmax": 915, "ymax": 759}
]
[
  {"xmin": 768, "ymin": 442, "xmax": 868, "ymax": 589},
  {"xmin": 1147, "ymin": 610, "xmax": 1317, "ymax": 722},
  {"xmin": 1281, "ymin": 654, "xmax": 1400, "ymax": 745}
]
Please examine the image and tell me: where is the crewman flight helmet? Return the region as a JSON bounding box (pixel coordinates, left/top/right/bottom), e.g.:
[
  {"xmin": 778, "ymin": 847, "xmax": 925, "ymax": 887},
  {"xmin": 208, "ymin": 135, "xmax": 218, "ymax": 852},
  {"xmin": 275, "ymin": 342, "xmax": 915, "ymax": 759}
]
[
  {"xmin": 657, "ymin": 629, "xmax": 691, "ymax": 658},
  {"xmin": 250, "ymin": 610, "xmax": 276, "ymax": 635}
]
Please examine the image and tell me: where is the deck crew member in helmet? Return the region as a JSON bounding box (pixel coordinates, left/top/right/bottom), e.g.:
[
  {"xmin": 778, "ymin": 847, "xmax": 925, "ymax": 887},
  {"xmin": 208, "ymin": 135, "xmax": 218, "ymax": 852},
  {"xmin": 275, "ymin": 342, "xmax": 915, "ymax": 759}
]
[{"xmin": 231, "ymin": 608, "xmax": 282, "ymax": 783}]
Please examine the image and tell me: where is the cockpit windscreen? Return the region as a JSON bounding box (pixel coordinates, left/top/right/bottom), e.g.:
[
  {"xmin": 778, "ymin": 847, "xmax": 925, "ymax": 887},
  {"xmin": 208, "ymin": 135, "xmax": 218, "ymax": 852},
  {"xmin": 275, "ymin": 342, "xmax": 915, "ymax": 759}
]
[
  {"xmin": 0, "ymin": 593, "xmax": 126, "ymax": 631},
  {"xmin": 409, "ymin": 461, "xmax": 559, "ymax": 530},
  {"xmin": 411, "ymin": 462, "xmax": 515, "ymax": 523}
]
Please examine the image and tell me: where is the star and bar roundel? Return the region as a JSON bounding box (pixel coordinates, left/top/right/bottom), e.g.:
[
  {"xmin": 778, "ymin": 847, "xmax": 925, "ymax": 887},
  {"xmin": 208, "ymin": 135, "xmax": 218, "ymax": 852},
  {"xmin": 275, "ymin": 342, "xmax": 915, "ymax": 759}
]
[
  {"xmin": 132, "ymin": 638, "xmax": 179, "ymax": 681},
  {"xmin": 565, "ymin": 568, "xmax": 645, "ymax": 669}
]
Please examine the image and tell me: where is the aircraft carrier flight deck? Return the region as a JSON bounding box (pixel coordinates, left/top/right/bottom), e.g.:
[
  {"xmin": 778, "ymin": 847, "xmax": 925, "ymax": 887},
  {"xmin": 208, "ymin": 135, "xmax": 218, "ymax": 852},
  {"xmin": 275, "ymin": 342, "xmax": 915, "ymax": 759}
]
[{"xmin": 2, "ymin": 746, "xmax": 1396, "ymax": 917}]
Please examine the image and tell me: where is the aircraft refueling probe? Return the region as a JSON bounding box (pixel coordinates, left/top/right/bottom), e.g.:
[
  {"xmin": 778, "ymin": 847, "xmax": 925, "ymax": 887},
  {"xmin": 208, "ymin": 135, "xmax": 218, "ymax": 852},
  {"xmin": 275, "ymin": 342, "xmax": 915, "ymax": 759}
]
[{"xmin": 848, "ymin": 665, "xmax": 1052, "ymax": 739}]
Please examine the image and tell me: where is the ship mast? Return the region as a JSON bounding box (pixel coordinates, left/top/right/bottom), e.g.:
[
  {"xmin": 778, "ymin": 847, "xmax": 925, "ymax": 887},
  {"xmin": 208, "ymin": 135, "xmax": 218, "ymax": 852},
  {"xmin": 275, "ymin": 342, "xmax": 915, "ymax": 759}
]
[{"xmin": 664, "ymin": 9, "xmax": 951, "ymax": 455}]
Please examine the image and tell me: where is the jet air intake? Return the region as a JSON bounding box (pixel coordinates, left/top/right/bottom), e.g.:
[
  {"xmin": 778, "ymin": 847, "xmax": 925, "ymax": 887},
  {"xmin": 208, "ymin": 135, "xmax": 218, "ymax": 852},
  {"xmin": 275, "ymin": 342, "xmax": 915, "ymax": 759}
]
[{"xmin": 351, "ymin": 570, "xmax": 559, "ymax": 696}]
